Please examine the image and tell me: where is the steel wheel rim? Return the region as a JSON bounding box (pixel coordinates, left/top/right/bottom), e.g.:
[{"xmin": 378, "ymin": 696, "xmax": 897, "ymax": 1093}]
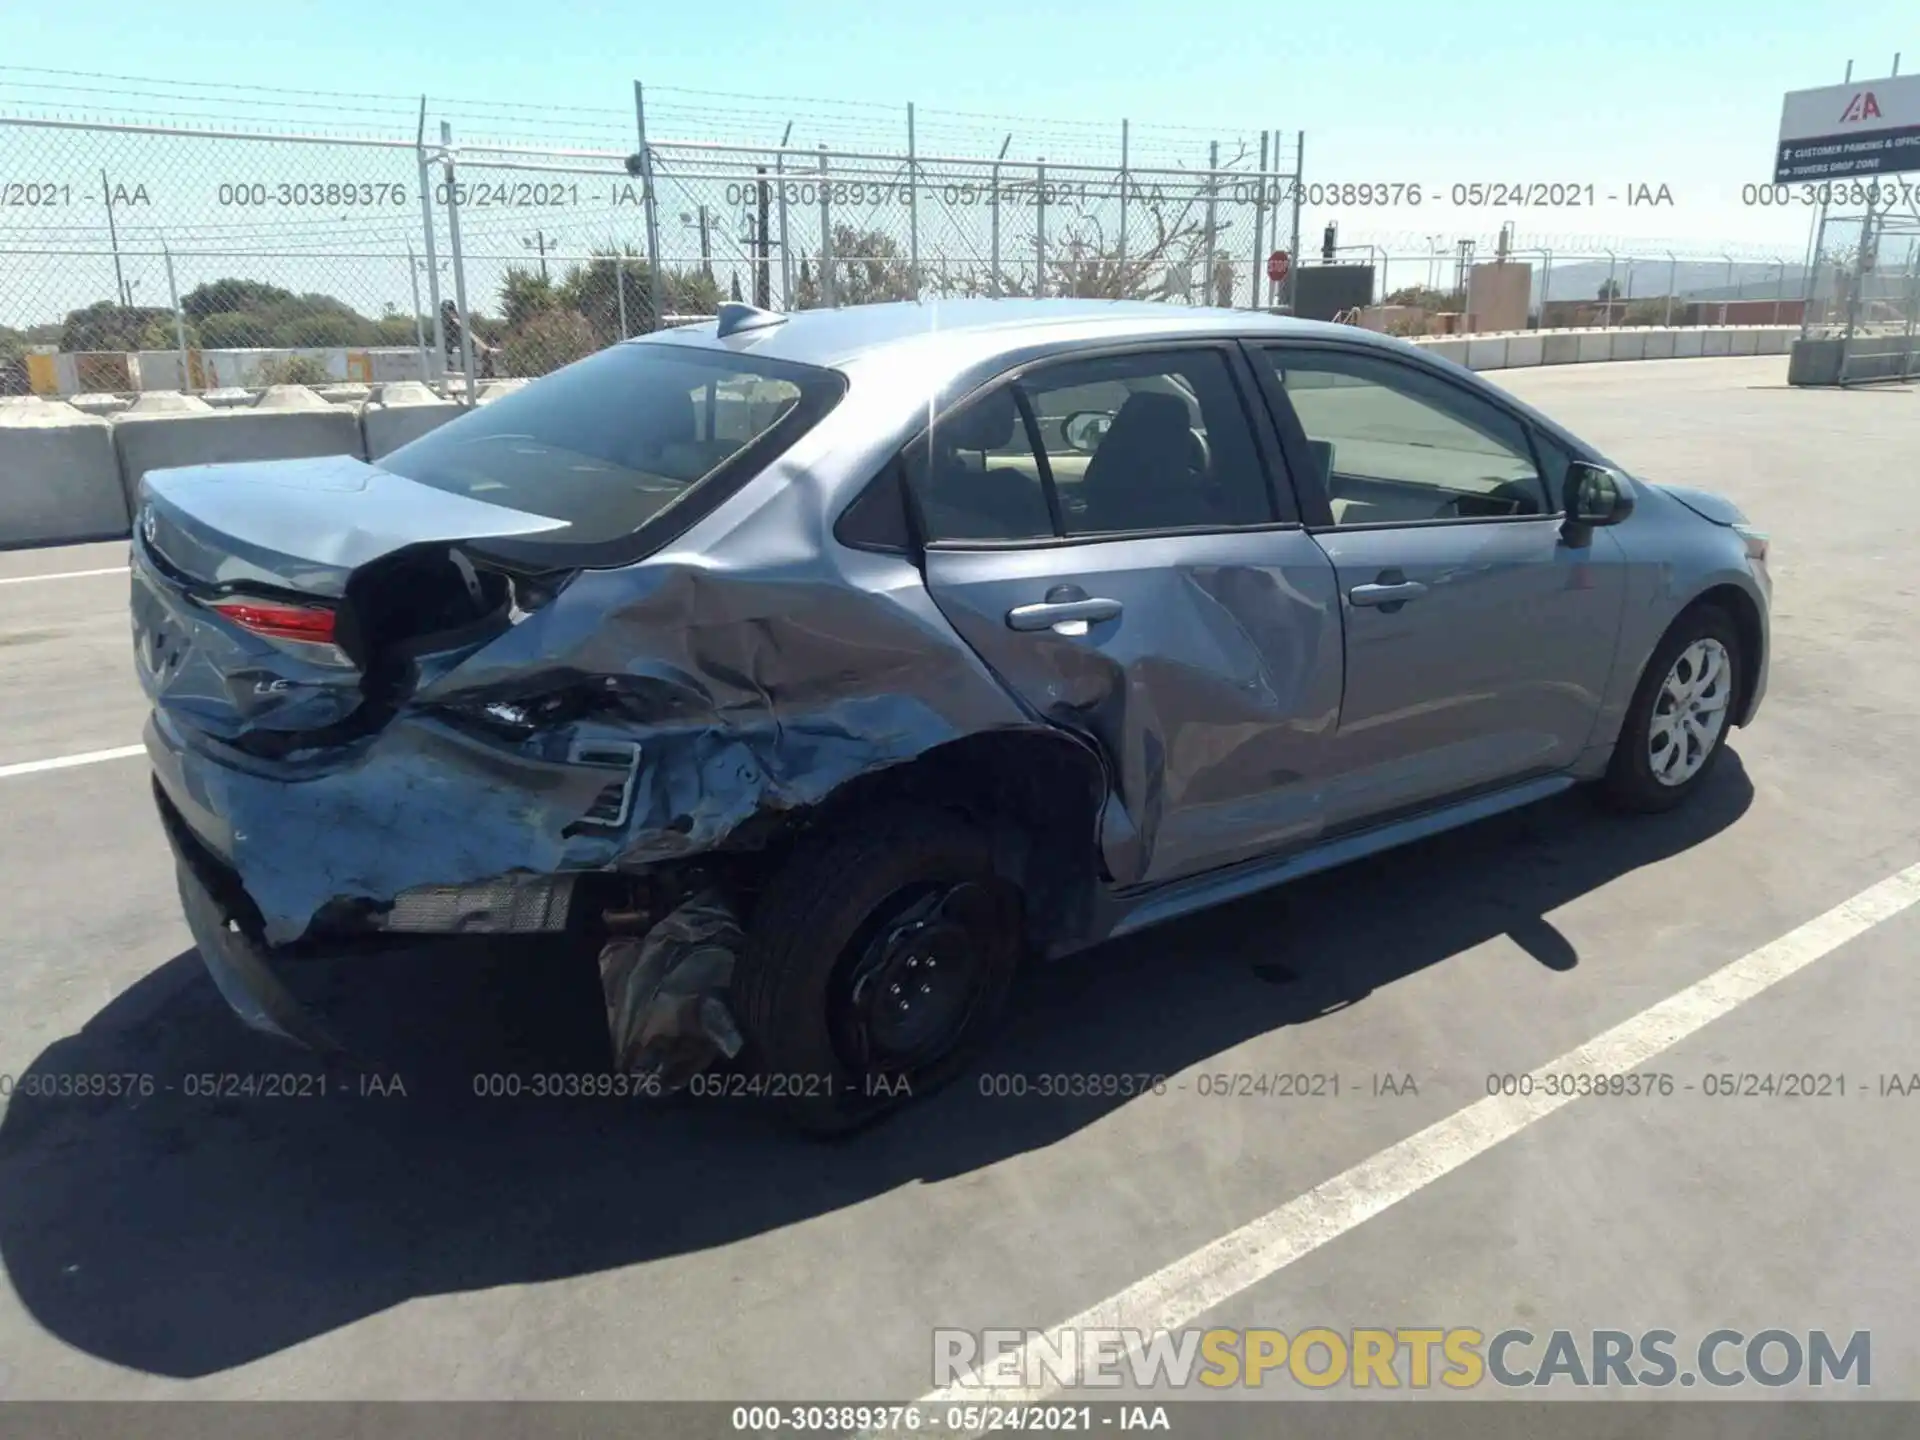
[
  {"xmin": 1648, "ymin": 637, "xmax": 1732, "ymax": 787},
  {"xmin": 830, "ymin": 881, "xmax": 995, "ymax": 1076}
]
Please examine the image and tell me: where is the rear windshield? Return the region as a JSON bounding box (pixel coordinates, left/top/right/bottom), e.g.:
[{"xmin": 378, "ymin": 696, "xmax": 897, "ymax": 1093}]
[{"xmin": 380, "ymin": 342, "xmax": 845, "ymax": 549}]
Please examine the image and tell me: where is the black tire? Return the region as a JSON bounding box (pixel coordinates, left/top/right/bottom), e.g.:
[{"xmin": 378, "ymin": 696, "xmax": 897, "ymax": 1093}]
[
  {"xmin": 732, "ymin": 804, "xmax": 1023, "ymax": 1136},
  {"xmin": 1602, "ymin": 604, "xmax": 1743, "ymax": 813}
]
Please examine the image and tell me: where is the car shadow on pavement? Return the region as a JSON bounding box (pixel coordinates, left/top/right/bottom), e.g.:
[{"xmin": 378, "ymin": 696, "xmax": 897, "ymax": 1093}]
[{"xmin": 0, "ymin": 756, "xmax": 1751, "ymax": 1379}]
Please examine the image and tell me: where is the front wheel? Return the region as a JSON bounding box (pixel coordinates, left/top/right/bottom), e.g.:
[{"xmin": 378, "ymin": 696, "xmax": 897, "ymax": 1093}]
[
  {"xmin": 731, "ymin": 805, "xmax": 1023, "ymax": 1135},
  {"xmin": 1602, "ymin": 605, "xmax": 1742, "ymax": 813}
]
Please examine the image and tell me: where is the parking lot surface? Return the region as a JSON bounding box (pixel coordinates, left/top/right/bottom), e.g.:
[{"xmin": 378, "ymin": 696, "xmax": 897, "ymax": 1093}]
[{"xmin": 1, "ymin": 355, "xmax": 1917, "ymax": 1405}]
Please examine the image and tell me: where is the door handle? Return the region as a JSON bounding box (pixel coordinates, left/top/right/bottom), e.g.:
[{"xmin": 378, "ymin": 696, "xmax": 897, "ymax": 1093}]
[
  {"xmin": 1349, "ymin": 580, "xmax": 1428, "ymax": 609},
  {"xmin": 1006, "ymin": 596, "xmax": 1124, "ymax": 632}
]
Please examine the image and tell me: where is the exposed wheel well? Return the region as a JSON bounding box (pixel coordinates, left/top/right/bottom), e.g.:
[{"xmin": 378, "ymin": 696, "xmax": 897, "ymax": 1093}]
[
  {"xmin": 1683, "ymin": 583, "xmax": 1763, "ymax": 724},
  {"xmin": 725, "ymin": 729, "xmax": 1111, "ymax": 954}
]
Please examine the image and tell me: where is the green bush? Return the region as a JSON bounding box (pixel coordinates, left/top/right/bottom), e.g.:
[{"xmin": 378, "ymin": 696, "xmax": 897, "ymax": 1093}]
[
  {"xmin": 498, "ymin": 310, "xmax": 598, "ymax": 377},
  {"xmin": 256, "ymin": 354, "xmax": 334, "ymax": 387},
  {"xmin": 60, "ymin": 301, "xmax": 177, "ymax": 353},
  {"xmin": 181, "ymin": 279, "xmax": 298, "ymax": 323},
  {"xmin": 196, "ymin": 311, "xmax": 264, "ymax": 348},
  {"xmin": 373, "ymin": 316, "xmax": 421, "ymax": 346},
  {"xmin": 268, "ymin": 313, "xmax": 365, "ymax": 349}
]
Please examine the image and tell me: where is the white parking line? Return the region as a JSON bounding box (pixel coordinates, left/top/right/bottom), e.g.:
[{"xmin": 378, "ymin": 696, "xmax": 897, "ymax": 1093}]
[
  {"xmin": 0, "ymin": 565, "xmax": 129, "ymax": 586},
  {"xmin": 923, "ymin": 859, "xmax": 1920, "ymax": 1406},
  {"xmin": 0, "ymin": 744, "xmax": 145, "ymax": 780}
]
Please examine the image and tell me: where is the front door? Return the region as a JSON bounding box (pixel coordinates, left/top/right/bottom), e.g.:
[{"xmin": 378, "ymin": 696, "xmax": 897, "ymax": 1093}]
[
  {"xmin": 911, "ymin": 343, "xmax": 1346, "ymax": 886},
  {"xmin": 1252, "ymin": 342, "xmax": 1629, "ymax": 828}
]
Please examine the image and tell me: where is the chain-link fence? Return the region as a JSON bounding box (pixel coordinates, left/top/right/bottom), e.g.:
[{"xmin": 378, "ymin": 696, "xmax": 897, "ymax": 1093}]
[
  {"xmin": 0, "ymin": 76, "xmax": 1310, "ymax": 395},
  {"xmin": 0, "ymin": 114, "xmax": 449, "ymax": 393},
  {"xmin": 0, "ymin": 69, "xmax": 1847, "ymax": 401},
  {"xmin": 1796, "ymin": 183, "xmax": 1920, "ymax": 343}
]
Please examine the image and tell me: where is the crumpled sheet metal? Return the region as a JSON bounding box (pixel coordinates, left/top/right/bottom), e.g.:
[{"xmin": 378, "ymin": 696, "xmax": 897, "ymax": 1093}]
[
  {"xmin": 599, "ymin": 890, "xmax": 746, "ymax": 1090},
  {"xmin": 209, "ymin": 557, "xmax": 1032, "ymax": 945}
]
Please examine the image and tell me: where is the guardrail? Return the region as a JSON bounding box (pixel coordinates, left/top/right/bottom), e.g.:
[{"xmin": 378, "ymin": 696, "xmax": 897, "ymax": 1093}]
[{"xmin": 0, "ymin": 327, "xmax": 1798, "ymax": 550}]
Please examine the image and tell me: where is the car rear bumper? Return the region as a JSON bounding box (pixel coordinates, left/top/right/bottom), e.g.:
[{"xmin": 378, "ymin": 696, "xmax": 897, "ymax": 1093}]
[
  {"xmin": 141, "ymin": 705, "xmax": 648, "ymax": 948},
  {"xmin": 151, "ymin": 770, "xmax": 341, "ymax": 1054}
]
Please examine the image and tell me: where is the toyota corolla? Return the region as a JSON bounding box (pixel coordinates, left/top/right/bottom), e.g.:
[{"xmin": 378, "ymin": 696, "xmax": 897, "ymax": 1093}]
[{"xmin": 130, "ymin": 298, "xmax": 1771, "ymax": 1132}]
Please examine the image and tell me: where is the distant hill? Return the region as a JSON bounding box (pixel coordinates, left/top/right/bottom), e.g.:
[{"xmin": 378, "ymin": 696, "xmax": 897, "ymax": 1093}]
[{"xmin": 1537, "ymin": 259, "xmax": 1811, "ymax": 305}]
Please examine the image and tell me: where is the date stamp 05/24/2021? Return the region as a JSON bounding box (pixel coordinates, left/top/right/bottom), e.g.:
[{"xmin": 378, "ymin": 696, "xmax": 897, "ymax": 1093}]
[{"xmin": 6, "ymin": 1065, "xmax": 1917, "ymax": 1108}]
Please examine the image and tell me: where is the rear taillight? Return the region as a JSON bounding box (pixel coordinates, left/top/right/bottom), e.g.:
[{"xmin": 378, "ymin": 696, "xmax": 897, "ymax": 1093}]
[{"xmin": 206, "ymin": 598, "xmax": 338, "ymax": 644}]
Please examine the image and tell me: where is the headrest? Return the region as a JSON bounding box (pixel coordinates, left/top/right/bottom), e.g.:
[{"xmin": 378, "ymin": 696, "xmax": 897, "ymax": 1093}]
[
  {"xmin": 938, "ymin": 389, "xmax": 1020, "ymax": 452},
  {"xmin": 1107, "ymin": 391, "xmax": 1190, "ymax": 438}
]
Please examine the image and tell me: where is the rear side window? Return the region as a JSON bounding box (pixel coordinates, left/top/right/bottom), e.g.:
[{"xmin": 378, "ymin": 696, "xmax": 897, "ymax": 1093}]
[
  {"xmin": 381, "ymin": 343, "xmax": 845, "ymax": 549},
  {"xmin": 1024, "ymin": 350, "xmax": 1272, "ymax": 536},
  {"xmin": 904, "ymin": 347, "xmax": 1275, "ymax": 543}
]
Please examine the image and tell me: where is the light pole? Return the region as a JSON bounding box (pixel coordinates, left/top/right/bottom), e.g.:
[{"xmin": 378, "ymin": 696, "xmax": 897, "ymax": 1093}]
[{"xmin": 521, "ymin": 230, "xmax": 554, "ymax": 282}]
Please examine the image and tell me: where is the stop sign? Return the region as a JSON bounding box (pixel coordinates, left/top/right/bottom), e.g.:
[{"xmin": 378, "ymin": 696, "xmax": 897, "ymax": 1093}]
[{"xmin": 1267, "ymin": 249, "xmax": 1290, "ymax": 283}]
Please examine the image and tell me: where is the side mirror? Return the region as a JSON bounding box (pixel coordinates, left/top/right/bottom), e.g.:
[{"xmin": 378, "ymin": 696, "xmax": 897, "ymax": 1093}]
[
  {"xmin": 1061, "ymin": 410, "xmax": 1113, "ymax": 453},
  {"xmin": 1561, "ymin": 461, "xmax": 1634, "ymax": 543}
]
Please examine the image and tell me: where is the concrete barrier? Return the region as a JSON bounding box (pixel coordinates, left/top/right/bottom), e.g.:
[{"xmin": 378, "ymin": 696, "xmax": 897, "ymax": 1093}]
[
  {"xmin": 124, "ymin": 391, "xmax": 213, "ymax": 416},
  {"xmin": 0, "ymin": 398, "xmax": 130, "ymax": 546},
  {"xmin": 113, "ymin": 385, "xmax": 363, "ymax": 502},
  {"xmin": 1791, "ymin": 333, "xmax": 1920, "ymax": 385},
  {"xmin": 1504, "ymin": 333, "xmax": 1543, "ymax": 367},
  {"xmin": 362, "ymin": 381, "xmax": 462, "ymax": 459},
  {"xmin": 134, "ymin": 347, "xmax": 431, "ymax": 393},
  {"xmin": 1407, "ymin": 325, "xmax": 1795, "ymax": 372},
  {"xmin": 477, "ymin": 378, "xmax": 531, "ymax": 405},
  {"xmin": 1466, "ymin": 337, "xmax": 1509, "ymax": 370}
]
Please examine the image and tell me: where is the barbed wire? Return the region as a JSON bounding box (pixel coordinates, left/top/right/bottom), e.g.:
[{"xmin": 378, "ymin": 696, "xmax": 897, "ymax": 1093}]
[{"xmin": 0, "ymin": 65, "xmax": 1875, "ymax": 391}]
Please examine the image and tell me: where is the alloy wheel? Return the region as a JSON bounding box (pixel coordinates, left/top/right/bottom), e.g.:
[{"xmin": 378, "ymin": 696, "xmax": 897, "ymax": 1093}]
[{"xmin": 1648, "ymin": 637, "xmax": 1732, "ymax": 787}]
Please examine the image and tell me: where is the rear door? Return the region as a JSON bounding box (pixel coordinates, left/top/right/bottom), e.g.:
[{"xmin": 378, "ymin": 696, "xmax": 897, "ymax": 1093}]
[
  {"xmin": 1249, "ymin": 341, "xmax": 1629, "ymax": 828},
  {"xmin": 910, "ymin": 342, "xmax": 1345, "ymax": 888}
]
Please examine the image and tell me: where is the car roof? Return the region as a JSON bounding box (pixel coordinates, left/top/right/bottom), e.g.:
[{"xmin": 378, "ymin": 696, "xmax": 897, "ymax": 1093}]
[{"xmin": 632, "ymin": 297, "xmax": 1403, "ymax": 369}]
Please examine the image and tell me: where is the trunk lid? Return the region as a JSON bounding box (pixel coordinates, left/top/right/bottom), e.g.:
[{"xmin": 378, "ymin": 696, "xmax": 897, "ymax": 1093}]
[{"xmin": 132, "ymin": 455, "xmax": 570, "ymax": 747}]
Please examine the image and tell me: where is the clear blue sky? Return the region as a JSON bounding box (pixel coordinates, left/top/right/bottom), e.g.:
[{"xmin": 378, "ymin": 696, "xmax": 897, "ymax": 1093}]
[{"xmin": 2, "ymin": 0, "xmax": 1914, "ymax": 323}]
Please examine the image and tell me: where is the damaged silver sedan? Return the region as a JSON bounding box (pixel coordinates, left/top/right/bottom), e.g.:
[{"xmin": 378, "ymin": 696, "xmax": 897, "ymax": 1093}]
[{"xmin": 131, "ymin": 298, "xmax": 1771, "ymax": 1133}]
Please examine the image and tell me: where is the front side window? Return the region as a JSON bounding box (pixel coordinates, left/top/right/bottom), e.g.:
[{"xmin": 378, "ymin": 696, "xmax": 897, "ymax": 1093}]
[
  {"xmin": 1259, "ymin": 348, "xmax": 1550, "ymax": 526},
  {"xmin": 904, "ymin": 347, "xmax": 1275, "ymax": 543},
  {"xmin": 381, "ymin": 343, "xmax": 845, "ymax": 548}
]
